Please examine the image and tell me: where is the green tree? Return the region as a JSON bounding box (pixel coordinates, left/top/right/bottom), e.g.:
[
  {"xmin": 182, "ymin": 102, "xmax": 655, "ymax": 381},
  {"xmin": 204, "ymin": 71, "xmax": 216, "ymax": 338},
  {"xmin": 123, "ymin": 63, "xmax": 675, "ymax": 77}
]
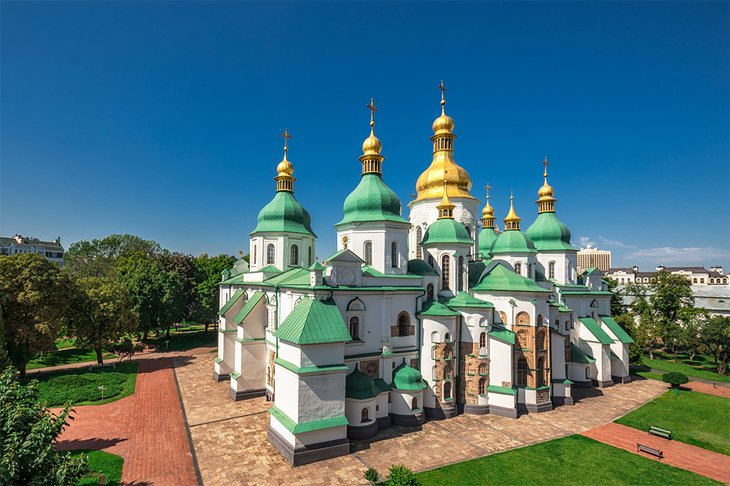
[
  {"xmin": 193, "ymin": 254, "xmax": 236, "ymax": 332},
  {"xmin": 64, "ymin": 234, "xmax": 161, "ymax": 278},
  {"xmin": 0, "ymin": 254, "xmax": 74, "ymax": 376},
  {"xmin": 604, "ymin": 277, "xmax": 625, "ymax": 317},
  {"xmin": 624, "ymin": 283, "xmax": 659, "ymax": 360},
  {"xmin": 679, "ymin": 307, "xmax": 708, "ymax": 362},
  {"xmin": 701, "ymin": 316, "xmax": 730, "ymax": 375},
  {"xmin": 68, "ymin": 277, "xmax": 139, "ymax": 365},
  {"xmin": 649, "ymin": 271, "xmax": 694, "ymax": 360},
  {"xmin": 0, "ymin": 367, "xmax": 88, "ymax": 485},
  {"xmin": 159, "ymin": 252, "xmax": 198, "ymax": 322},
  {"xmin": 662, "ymin": 371, "xmax": 689, "ymax": 394}
]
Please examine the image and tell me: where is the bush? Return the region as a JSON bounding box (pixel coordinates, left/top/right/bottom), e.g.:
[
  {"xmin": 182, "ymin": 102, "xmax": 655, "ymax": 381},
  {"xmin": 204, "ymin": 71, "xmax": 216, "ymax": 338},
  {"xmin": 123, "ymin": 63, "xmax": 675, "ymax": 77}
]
[
  {"xmin": 364, "ymin": 468, "xmax": 380, "ymax": 485},
  {"xmin": 662, "ymin": 372, "xmax": 689, "ymax": 390},
  {"xmin": 388, "ymin": 464, "xmax": 421, "ymax": 486},
  {"xmin": 30, "ymin": 363, "xmax": 138, "ymax": 406}
]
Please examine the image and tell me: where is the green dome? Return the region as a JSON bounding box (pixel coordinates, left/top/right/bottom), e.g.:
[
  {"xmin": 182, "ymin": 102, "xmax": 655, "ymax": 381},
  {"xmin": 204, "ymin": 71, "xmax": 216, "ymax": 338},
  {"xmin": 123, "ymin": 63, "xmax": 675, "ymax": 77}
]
[
  {"xmin": 490, "ymin": 230, "xmax": 537, "ymax": 255},
  {"xmin": 525, "ymin": 212, "xmax": 577, "ymax": 251},
  {"xmin": 345, "ymin": 365, "xmax": 380, "ymax": 400},
  {"xmin": 252, "ymin": 191, "xmax": 315, "ymax": 236},
  {"xmin": 337, "ymin": 174, "xmax": 407, "ymax": 226},
  {"xmin": 421, "ymin": 219, "xmax": 472, "ymax": 246},
  {"xmin": 478, "ymin": 228, "xmax": 498, "ymax": 257},
  {"xmin": 392, "ymin": 361, "xmax": 427, "ymax": 391}
]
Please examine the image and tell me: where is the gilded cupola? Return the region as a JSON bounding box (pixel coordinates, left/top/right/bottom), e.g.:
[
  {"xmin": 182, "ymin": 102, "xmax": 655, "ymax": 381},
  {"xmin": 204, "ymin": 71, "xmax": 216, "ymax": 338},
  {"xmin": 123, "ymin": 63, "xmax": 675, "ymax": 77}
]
[
  {"xmin": 414, "ymin": 81, "xmax": 475, "ymax": 201},
  {"xmin": 360, "ymin": 98, "xmax": 384, "ymax": 175},
  {"xmin": 503, "ymin": 192, "xmax": 521, "ymax": 231},
  {"xmin": 275, "ymin": 128, "xmax": 296, "ymax": 192},
  {"xmin": 481, "ymin": 183, "xmax": 495, "ymax": 229},
  {"xmin": 536, "ymin": 156, "xmax": 556, "ymax": 213}
]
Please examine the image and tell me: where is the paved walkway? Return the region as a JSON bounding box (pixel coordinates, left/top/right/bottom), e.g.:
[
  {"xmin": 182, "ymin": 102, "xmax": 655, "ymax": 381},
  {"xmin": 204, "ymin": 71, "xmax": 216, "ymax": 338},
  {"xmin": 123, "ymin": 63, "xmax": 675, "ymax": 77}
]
[
  {"xmin": 175, "ymin": 353, "xmax": 668, "ymax": 486},
  {"xmin": 684, "ymin": 381, "xmax": 730, "ymax": 399},
  {"xmin": 582, "ymin": 423, "xmax": 730, "ymax": 484},
  {"xmin": 56, "ymin": 357, "xmax": 198, "ymax": 486}
]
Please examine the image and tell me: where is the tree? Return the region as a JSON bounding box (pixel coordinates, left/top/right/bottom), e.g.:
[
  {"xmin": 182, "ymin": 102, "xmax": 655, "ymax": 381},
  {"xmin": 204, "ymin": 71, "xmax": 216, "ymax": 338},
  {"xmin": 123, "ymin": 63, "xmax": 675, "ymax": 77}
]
[
  {"xmin": 701, "ymin": 316, "xmax": 730, "ymax": 375},
  {"xmin": 193, "ymin": 254, "xmax": 236, "ymax": 332},
  {"xmin": 0, "ymin": 367, "xmax": 88, "ymax": 485},
  {"xmin": 159, "ymin": 252, "xmax": 198, "ymax": 323},
  {"xmin": 649, "ymin": 271, "xmax": 694, "ymax": 360},
  {"xmin": 64, "ymin": 234, "xmax": 161, "ymax": 278},
  {"xmin": 679, "ymin": 307, "xmax": 707, "ymax": 362},
  {"xmin": 0, "ymin": 254, "xmax": 74, "ymax": 376},
  {"xmin": 662, "ymin": 371, "xmax": 689, "ymax": 394},
  {"xmin": 604, "ymin": 277, "xmax": 625, "ymax": 317},
  {"xmin": 387, "ymin": 465, "xmax": 421, "ymax": 486},
  {"xmin": 624, "ymin": 283, "xmax": 659, "ymax": 360},
  {"xmin": 67, "ymin": 277, "xmax": 139, "ymax": 365}
]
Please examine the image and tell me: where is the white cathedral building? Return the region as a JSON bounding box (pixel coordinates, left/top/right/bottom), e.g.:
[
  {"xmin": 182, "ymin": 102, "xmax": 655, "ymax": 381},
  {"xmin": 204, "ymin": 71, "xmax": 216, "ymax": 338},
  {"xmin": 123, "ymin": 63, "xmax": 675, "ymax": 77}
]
[{"xmin": 213, "ymin": 92, "xmax": 632, "ymax": 466}]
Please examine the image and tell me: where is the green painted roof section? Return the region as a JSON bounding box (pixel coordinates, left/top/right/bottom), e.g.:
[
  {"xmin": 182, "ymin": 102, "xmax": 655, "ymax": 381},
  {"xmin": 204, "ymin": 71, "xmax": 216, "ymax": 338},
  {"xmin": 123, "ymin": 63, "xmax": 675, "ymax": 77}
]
[
  {"xmin": 232, "ymin": 290, "xmax": 265, "ymax": 325},
  {"xmin": 323, "ymin": 248, "xmax": 361, "ymax": 262},
  {"xmin": 308, "ymin": 261, "xmax": 326, "ymax": 271},
  {"xmin": 421, "ymin": 218, "xmax": 472, "ymax": 246},
  {"xmin": 570, "ymin": 343, "xmax": 596, "ymax": 363},
  {"xmin": 600, "ymin": 316, "xmax": 634, "ymax": 344},
  {"xmin": 218, "ymin": 289, "xmax": 245, "ymax": 316},
  {"xmin": 558, "ymin": 304, "xmax": 573, "ymax": 312},
  {"xmin": 345, "ymin": 365, "xmax": 381, "ymax": 399},
  {"xmin": 251, "ymin": 191, "xmax": 315, "ymax": 236},
  {"xmin": 489, "ymin": 325, "xmax": 516, "ymax": 345},
  {"xmin": 468, "ymin": 260, "xmax": 487, "ymax": 288},
  {"xmin": 275, "ymin": 358, "xmax": 348, "ymax": 375},
  {"xmin": 374, "ymin": 378, "xmax": 391, "ymax": 393},
  {"xmin": 524, "ymin": 212, "xmax": 577, "ymax": 251},
  {"xmin": 230, "ymin": 257, "xmax": 249, "ymax": 277},
  {"xmin": 407, "ymin": 259, "xmax": 438, "ymax": 276},
  {"xmin": 337, "ymin": 173, "xmax": 407, "ymax": 226},
  {"xmin": 447, "ymin": 292, "xmax": 494, "ymax": 308},
  {"xmin": 472, "ymin": 263, "xmax": 551, "ymax": 293},
  {"xmin": 362, "ymin": 265, "xmax": 421, "ymax": 279},
  {"xmin": 392, "ymin": 361, "xmax": 427, "ymax": 390},
  {"xmin": 582, "ymin": 267, "xmax": 599, "ymax": 275},
  {"xmin": 275, "ymin": 298, "xmax": 351, "ymax": 345},
  {"xmin": 418, "ymin": 300, "xmax": 461, "ymax": 317},
  {"xmin": 487, "ymin": 384, "xmax": 517, "ymax": 395},
  {"xmin": 264, "ymin": 267, "xmax": 311, "ymax": 286},
  {"xmin": 490, "ymin": 230, "xmax": 537, "ymax": 255},
  {"xmin": 478, "ymin": 227, "xmax": 498, "ymax": 255},
  {"xmin": 269, "ymin": 406, "xmax": 348, "ymax": 434},
  {"xmin": 579, "ymin": 317, "xmax": 614, "ymax": 345}
]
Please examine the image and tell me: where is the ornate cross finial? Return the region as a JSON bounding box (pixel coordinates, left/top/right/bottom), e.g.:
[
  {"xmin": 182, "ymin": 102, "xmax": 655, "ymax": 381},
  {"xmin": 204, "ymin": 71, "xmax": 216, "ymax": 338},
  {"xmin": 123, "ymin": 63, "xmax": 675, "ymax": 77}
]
[
  {"xmin": 281, "ymin": 128, "xmax": 293, "ymax": 154},
  {"xmin": 366, "ymin": 98, "xmax": 377, "ymax": 129},
  {"xmin": 510, "ymin": 188, "xmax": 514, "ymax": 202},
  {"xmin": 342, "ymin": 235, "xmax": 348, "ymax": 249},
  {"xmin": 543, "ymin": 155, "xmax": 549, "ymax": 179},
  {"xmin": 438, "ymin": 80, "xmax": 447, "ymax": 112},
  {"xmin": 485, "ymin": 183, "xmax": 492, "ymax": 200}
]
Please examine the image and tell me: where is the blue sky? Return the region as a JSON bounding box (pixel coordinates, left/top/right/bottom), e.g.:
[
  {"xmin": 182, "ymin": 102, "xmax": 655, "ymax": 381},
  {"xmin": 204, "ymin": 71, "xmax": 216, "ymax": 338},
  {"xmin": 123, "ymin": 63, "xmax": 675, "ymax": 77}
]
[{"xmin": 2, "ymin": 1, "xmax": 728, "ymax": 270}]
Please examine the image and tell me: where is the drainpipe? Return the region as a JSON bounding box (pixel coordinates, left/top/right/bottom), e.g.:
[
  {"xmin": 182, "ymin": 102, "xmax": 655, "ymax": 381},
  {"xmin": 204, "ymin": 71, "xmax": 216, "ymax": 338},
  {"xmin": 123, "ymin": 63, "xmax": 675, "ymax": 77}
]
[
  {"xmin": 274, "ymin": 285, "xmax": 280, "ymax": 358},
  {"xmin": 413, "ymin": 289, "xmax": 426, "ymax": 365}
]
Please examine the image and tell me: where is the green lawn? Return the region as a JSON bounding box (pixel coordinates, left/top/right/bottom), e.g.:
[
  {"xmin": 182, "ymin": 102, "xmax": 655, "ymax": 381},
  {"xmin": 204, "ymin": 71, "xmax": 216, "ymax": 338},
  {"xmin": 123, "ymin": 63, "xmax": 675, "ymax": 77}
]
[
  {"xmin": 616, "ymin": 390, "xmax": 730, "ymax": 455},
  {"xmin": 55, "ymin": 337, "xmax": 78, "ymax": 349},
  {"xmin": 144, "ymin": 328, "xmax": 216, "ymax": 352},
  {"xmin": 27, "ymin": 348, "xmax": 116, "ymax": 370},
  {"xmin": 68, "ymin": 449, "xmax": 124, "ymax": 486},
  {"xmin": 641, "ymin": 351, "xmax": 730, "ymax": 383},
  {"xmin": 30, "ymin": 362, "xmax": 138, "ymax": 407},
  {"xmin": 415, "ymin": 435, "xmax": 719, "ymax": 485}
]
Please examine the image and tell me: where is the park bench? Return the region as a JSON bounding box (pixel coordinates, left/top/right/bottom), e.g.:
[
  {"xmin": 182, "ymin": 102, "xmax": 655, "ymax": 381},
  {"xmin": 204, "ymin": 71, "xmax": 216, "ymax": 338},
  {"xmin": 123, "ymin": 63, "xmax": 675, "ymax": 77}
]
[
  {"xmin": 648, "ymin": 426, "xmax": 672, "ymax": 439},
  {"xmin": 637, "ymin": 443, "xmax": 664, "ymax": 459}
]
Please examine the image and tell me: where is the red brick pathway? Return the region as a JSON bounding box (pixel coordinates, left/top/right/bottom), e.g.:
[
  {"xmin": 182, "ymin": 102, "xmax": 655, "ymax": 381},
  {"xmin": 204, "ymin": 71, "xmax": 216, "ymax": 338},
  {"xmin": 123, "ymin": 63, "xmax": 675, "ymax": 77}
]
[
  {"xmin": 582, "ymin": 423, "xmax": 730, "ymax": 484},
  {"xmin": 684, "ymin": 381, "xmax": 730, "ymax": 399},
  {"xmin": 56, "ymin": 358, "xmax": 198, "ymax": 485}
]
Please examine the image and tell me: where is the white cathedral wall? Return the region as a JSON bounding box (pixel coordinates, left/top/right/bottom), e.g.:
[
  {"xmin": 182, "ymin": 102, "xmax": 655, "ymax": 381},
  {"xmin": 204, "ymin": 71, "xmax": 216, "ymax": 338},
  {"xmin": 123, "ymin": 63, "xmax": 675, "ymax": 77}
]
[
  {"xmin": 274, "ymin": 364, "xmax": 301, "ymax": 421},
  {"xmin": 421, "ymin": 316, "xmax": 457, "ymax": 408},
  {"xmin": 390, "ymin": 390, "xmax": 421, "ymax": 415},
  {"xmin": 297, "ymin": 427, "xmax": 348, "ymax": 447},
  {"xmin": 345, "ymin": 398, "xmax": 376, "ymax": 428},
  {"xmin": 249, "ymin": 234, "xmax": 316, "ymax": 272},
  {"xmin": 300, "ymin": 343, "xmax": 346, "ymax": 368},
  {"xmin": 231, "ymin": 341, "xmax": 266, "ymax": 394},
  {"xmin": 423, "ymin": 245, "xmax": 470, "ymax": 295},
  {"xmin": 408, "ymin": 197, "xmax": 479, "ymax": 258},
  {"xmin": 297, "ymin": 373, "xmax": 346, "ymax": 423},
  {"xmin": 336, "ymin": 223, "xmax": 409, "ymax": 275},
  {"xmin": 534, "ymin": 251, "xmax": 575, "ymax": 285},
  {"xmin": 476, "ymin": 292, "xmax": 535, "ymax": 329}
]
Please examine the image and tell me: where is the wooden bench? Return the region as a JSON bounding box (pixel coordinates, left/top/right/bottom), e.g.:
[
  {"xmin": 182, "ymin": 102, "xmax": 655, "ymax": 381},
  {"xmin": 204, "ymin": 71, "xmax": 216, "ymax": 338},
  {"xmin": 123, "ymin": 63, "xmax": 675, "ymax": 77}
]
[
  {"xmin": 648, "ymin": 426, "xmax": 672, "ymax": 439},
  {"xmin": 637, "ymin": 443, "xmax": 664, "ymax": 458}
]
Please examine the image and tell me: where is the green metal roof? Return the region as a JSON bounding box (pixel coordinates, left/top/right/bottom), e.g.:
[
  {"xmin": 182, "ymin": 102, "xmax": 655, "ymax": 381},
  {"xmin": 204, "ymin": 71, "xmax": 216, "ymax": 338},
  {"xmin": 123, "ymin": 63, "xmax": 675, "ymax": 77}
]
[
  {"xmin": 489, "ymin": 325, "xmax": 516, "ymax": 345},
  {"xmin": 251, "ymin": 191, "xmax": 315, "ymax": 236},
  {"xmin": 478, "ymin": 227, "xmax": 498, "ymax": 256},
  {"xmin": 418, "ymin": 300, "xmax": 461, "ymax": 317},
  {"xmin": 308, "ymin": 261, "xmax": 326, "ymax": 271},
  {"xmin": 362, "ymin": 265, "xmax": 421, "ymax": 279},
  {"xmin": 275, "ymin": 298, "xmax": 351, "ymax": 345},
  {"xmin": 472, "ymin": 263, "xmax": 550, "ymax": 293},
  {"xmin": 487, "ymin": 384, "xmax": 517, "ymax": 395},
  {"xmin": 264, "ymin": 267, "xmax": 311, "ymax": 286},
  {"xmin": 392, "ymin": 361, "xmax": 427, "ymax": 391},
  {"xmin": 582, "ymin": 267, "xmax": 600, "ymax": 275},
  {"xmin": 336, "ymin": 173, "xmax": 407, "ymax": 226},
  {"xmin": 600, "ymin": 315, "xmax": 634, "ymax": 344},
  {"xmin": 579, "ymin": 317, "xmax": 614, "ymax": 345},
  {"xmin": 374, "ymin": 378, "xmax": 391, "ymax": 393},
  {"xmin": 421, "ymin": 218, "xmax": 472, "ymax": 246},
  {"xmin": 490, "ymin": 230, "xmax": 537, "ymax": 255},
  {"xmin": 232, "ymin": 290, "xmax": 265, "ymax": 325},
  {"xmin": 447, "ymin": 292, "xmax": 494, "ymax": 308},
  {"xmin": 570, "ymin": 342, "xmax": 596, "ymax": 364},
  {"xmin": 468, "ymin": 260, "xmax": 487, "ymax": 288},
  {"xmin": 407, "ymin": 259, "xmax": 439, "ymax": 276},
  {"xmin": 524, "ymin": 212, "xmax": 577, "ymax": 251},
  {"xmin": 345, "ymin": 365, "xmax": 381, "ymax": 400},
  {"xmin": 218, "ymin": 289, "xmax": 245, "ymax": 316},
  {"xmin": 269, "ymin": 406, "xmax": 348, "ymax": 434}
]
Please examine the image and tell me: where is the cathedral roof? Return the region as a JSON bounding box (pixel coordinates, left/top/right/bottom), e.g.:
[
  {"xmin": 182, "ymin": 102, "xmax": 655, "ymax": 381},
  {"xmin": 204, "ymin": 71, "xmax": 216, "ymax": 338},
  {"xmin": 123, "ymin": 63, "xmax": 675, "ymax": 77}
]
[
  {"xmin": 489, "ymin": 230, "xmax": 537, "ymax": 255},
  {"xmin": 478, "ymin": 227, "xmax": 498, "ymax": 256},
  {"xmin": 345, "ymin": 365, "xmax": 381, "ymax": 400},
  {"xmin": 472, "ymin": 262, "xmax": 550, "ymax": 293},
  {"xmin": 421, "ymin": 219, "xmax": 472, "ymax": 246},
  {"xmin": 525, "ymin": 212, "xmax": 576, "ymax": 251},
  {"xmin": 446, "ymin": 292, "xmax": 494, "ymax": 308},
  {"xmin": 392, "ymin": 361, "xmax": 427, "ymax": 391},
  {"xmin": 336, "ymin": 174, "xmax": 407, "ymax": 226},
  {"xmin": 417, "ymin": 300, "xmax": 461, "ymax": 317},
  {"xmin": 275, "ymin": 298, "xmax": 351, "ymax": 345},
  {"xmin": 406, "ymin": 259, "xmax": 439, "ymax": 276},
  {"xmin": 251, "ymin": 191, "xmax": 315, "ymax": 236}
]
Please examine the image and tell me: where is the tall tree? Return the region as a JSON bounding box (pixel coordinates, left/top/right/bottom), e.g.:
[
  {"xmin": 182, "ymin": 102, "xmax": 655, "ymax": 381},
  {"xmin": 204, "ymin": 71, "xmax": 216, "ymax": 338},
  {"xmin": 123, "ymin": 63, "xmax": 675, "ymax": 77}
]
[
  {"xmin": 64, "ymin": 234, "xmax": 161, "ymax": 278},
  {"xmin": 649, "ymin": 271, "xmax": 695, "ymax": 360},
  {"xmin": 158, "ymin": 252, "xmax": 198, "ymax": 322},
  {"xmin": 604, "ymin": 277, "xmax": 626, "ymax": 317},
  {"xmin": 68, "ymin": 277, "xmax": 139, "ymax": 365},
  {"xmin": 701, "ymin": 316, "xmax": 730, "ymax": 375},
  {"xmin": 0, "ymin": 254, "xmax": 74, "ymax": 376},
  {"xmin": 193, "ymin": 254, "xmax": 236, "ymax": 332}
]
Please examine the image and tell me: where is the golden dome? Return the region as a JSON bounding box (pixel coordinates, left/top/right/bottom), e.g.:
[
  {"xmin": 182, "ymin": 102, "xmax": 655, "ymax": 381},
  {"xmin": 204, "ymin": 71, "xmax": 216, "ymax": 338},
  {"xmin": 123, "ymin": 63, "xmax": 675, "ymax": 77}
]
[
  {"xmin": 277, "ymin": 152, "xmax": 294, "ymax": 177},
  {"xmin": 481, "ymin": 184, "xmax": 494, "ymax": 218},
  {"xmin": 362, "ymin": 129, "xmax": 382, "ymax": 155},
  {"xmin": 504, "ymin": 192, "xmax": 521, "ymax": 230},
  {"xmin": 538, "ymin": 181, "xmax": 554, "ymax": 199},
  {"xmin": 432, "ymin": 112, "xmax": 455, "ymax": 134},
  {"xmin": 536, "ymin": 156, "xmax": 556, "ymax": 213}
]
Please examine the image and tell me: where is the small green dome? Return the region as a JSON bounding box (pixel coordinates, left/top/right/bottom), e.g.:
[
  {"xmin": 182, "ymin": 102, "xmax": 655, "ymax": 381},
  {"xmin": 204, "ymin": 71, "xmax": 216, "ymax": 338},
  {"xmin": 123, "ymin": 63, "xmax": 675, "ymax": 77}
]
[
  {"xmin": 478, "ymin": 227, "xmax": 498, "ymax": 257},
  {"xmin": 337, "ymin": 174, "xmax": 407, "ymax": 226},
  {"xmin": 421, "ymin": 219, "xmax": 472, "ymax": 246},
  {"xmin": 345, "ymin": 365, "xmax": 380, "ymax": 400},
  {"xmin": 525, "ymin": 212, "xmax": 577, "ymax": 251},
  {"xmin": 392, "ymin": 361, "xmax": 427, "ymax": 391},
  {"xmin": 252, "ymin": 191, "xmax": 315, "ymax": 236},
  {"xmin": 490, "ymin": 230, "xmax": 537, "ymax": 255}
]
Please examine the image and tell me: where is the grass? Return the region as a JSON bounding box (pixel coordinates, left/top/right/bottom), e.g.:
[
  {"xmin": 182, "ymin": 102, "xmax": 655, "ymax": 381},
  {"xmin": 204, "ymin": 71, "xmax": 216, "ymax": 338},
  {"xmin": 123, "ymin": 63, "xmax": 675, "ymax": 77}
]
[
  {"xmin": 68, "ymin": 449, "xmax": 124, "ymax": 486},
  {"xmin": 641, "ymin": 350, "xmax": 730, "ymax": 383},
  {"xmin": 55, "ymin": 337, "xmax": 78, "ymax": 349},
  {"xmin": 27, "ymin": 348, "xmax": 116, "ymax": 370},
  {"xmin": 144, "ymin": 328, "xmax": 216, "ymax": 351},
  {"xmin": 30, "ymin": 362, "xmax": 138, "ymax": 407},
  {"xmin": 616, "ymin": 390, "xmax": 730, "ymax": 455},
  {"xmin": 415, "ymin": 435, "xmax": 719, "ymax": 485}
]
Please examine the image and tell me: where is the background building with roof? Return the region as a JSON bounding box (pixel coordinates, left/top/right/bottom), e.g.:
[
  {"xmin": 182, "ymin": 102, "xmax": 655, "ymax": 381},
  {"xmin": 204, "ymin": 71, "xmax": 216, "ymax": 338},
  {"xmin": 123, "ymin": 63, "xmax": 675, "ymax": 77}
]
[
  {"xmin": 0, "ymin": 234, "xmax": 65, "ymax": 265},
  {"xmin": 577, "ymin": 245, "xmax": 612, "ymax": 272}
]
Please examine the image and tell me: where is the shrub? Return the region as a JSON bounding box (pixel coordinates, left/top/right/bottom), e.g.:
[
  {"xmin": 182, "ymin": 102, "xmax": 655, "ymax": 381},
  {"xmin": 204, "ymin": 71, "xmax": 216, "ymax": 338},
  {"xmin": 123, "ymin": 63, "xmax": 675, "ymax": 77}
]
[
  {"xmin": 364, "ymin": 468, "xmax": 380, "ymax": 485},
  {"xmin": 387, "ymin": 464, "xmax": 421, "ymax": 486},
  {"xmin": 662, "ymin": 372, "xmax": 689, "ymax": 392}
]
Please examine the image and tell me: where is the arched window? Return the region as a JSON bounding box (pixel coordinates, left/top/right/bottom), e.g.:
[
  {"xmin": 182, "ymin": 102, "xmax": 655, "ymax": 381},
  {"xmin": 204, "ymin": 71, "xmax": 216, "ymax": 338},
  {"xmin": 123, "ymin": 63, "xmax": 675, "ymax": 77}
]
[
  {"xmin": 428, "ymin": 255, "xmax": 435, "ymax": 268},
  {"xmin": 427, "ymin": 283, "xmax": 434, "ymax": 300},
  {"xmin": 443, "ymin": 346, "xmax": 451, "ymax": 359},
  {"xmin": 517, "ymin": 358, "xmax": 529, "ymax": 386},
  {"xmin": 479, "ymin": 332, "xmax": 486, "ymax": 348},
  {"xmin": 516, "ymin": 311, "xmax": 530, "ymax": 325},
  {"xmin": 499, "ymin": 311, "xmax": 507, "ymax": 324},
  {"xmin": 693, "ymin": 278, "xmax": 697, "ymax": 283},
  {"xmin": 398, "ymin": 312, "xmax": 410, "ymax": 336},
  {"xmin": 266, "ymin": 244, "xmax": 275, "ymax": 265},
  {"xmin": 391, "ymin": 242, "xmax": 398, "ymax": 268},
  {"xmin": 444, "ymin": 332, "xmax": 451, "ymax": 342},
  {"xmin": 548, "ymin": 261, "xmax": 555, "ymax": 279},
  {"xmin": 514, "ymin": 262, "xmax": 522, "ymax": 275},
  {"xmin": 478, "ymin": 363, "xmax": 487, "ymax": 375},
  {"xmin": 361, "ymin": 407, "xmax": 369, "ymax": 423},
  {"xmin": 431, "ymin": 331, "xmax": 439, "ymax": 343},
  {"xmin": 465, "ymin": 226, "xmax": 472, "ymax": 238},
  {"xmin": 308, "ymin": 247, "xmax": 312, "ymax": 266},
  {"xmin": 537, "ymin": 329, "xmax": 546, "ymax": 350},
  {"xmin": 364, "ymin": 241, "xmax": 373, "ymax": 266},
  {"xmin": 443, "ymin": 365, "xmax": 452, "ymax": 379},
  {"xmin": 253, "ymin": 245, "xmax": 257, "ymax": 265},
  {"xmin": 443, "ymin": 381, "xmax": 452, "ymax": 400},
  {"xmin": 537, "ymin": 357, "xmax": 545, "ymax": 387},
  {"xmin": 528, "ymin": 264, "xmax": 532, "ymax": 279},
  {"xmin": 537, "ymin": 314, "xmax": 543, "ymax": 326},
  {"xmin": 478, "ymin": 378, "xmax": 486, "ymax": 395},
  {"xmin": 412, "ymin": 397, "xmax": 418, "ymax": 410},
  {"xmin": 441, "ymin": 255, "xmax": 450, "ymax": 290},
  {"xmin": 290, "ymin": 244, "xmax": 299, "ymax": 266},
  {"xmin": 458, "ymin": 255, "xmax": 464, "ymax": 291},
  {"xmin": 349, "ymin": 316, "xmax": 359, "ymax": 341},
  {"xmin": 700, "ymin": 278, "xmax": 705, "ymax": 283},
  {"xmin": 416, "ymin": 227, "xmax": 423, "ymax": 259}
]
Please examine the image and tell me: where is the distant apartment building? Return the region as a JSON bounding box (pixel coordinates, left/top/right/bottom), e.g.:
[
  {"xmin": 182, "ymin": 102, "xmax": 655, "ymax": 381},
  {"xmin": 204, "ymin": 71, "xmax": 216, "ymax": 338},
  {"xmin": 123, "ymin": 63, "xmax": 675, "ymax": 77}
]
[
  {"xmin": 0, "ymin": 234, "xmax": 65, "ymax": 265},
  {"xmin": 577, "ymin": 245, "xmax": 612, "ymax": 272},
  {"xmin": 605, "ymin": 265, "xmax": 728, "ymax": 286}
]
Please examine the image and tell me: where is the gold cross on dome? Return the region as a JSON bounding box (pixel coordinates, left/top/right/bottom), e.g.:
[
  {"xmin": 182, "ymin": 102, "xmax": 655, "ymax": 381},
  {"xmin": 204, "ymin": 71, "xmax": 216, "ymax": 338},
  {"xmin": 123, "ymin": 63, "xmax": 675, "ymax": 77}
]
[
  {"xmin": 543, "ymin": 155, "xmax": 549, "ymax": 177},
  {"xmin": 366, "ymin": 98, "xmax": 377, "ymax": 127},
  {"xmin": 485, "ymin": 183, "xmax": 492, "ymax": 199},
  {"xmin": 438, "ymin": 80, "xmax": 447, "ymax": 101},
  {"xmin": 281, "ymin": 128, "xmax": 293, "ymax": 152}
]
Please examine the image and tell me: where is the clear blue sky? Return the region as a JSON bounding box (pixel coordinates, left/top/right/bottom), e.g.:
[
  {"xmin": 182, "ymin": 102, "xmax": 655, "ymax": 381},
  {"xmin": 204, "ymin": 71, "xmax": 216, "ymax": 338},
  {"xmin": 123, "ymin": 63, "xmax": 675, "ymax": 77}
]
[{"xmin": 2, "ymin": 1, "xmax": 728, "ymax": 270}]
